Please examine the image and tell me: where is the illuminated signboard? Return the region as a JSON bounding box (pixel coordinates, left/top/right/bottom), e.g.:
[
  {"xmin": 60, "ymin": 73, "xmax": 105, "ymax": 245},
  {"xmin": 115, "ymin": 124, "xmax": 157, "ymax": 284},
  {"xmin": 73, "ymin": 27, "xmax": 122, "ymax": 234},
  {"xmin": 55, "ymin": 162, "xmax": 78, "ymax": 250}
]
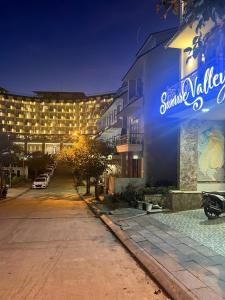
[{"xmin": 160, "ymin": 66, "xmax": 225, "ymax": 115}]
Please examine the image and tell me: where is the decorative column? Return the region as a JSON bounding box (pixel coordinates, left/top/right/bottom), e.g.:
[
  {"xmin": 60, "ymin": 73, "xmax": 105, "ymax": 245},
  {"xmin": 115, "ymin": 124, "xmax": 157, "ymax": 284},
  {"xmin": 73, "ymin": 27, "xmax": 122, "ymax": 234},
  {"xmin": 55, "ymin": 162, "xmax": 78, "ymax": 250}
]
[{"xmin": 179, "ymin": 120, "xmax": 199, "ymax": 191}]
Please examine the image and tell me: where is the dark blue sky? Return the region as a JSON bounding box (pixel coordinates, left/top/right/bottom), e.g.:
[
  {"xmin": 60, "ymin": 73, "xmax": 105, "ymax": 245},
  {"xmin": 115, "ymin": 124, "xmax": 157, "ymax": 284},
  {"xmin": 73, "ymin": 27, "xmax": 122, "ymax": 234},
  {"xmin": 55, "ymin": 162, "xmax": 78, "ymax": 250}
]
[{"xmin": 0, "ymin": 0, "xmax": 177, "ymax": 95}]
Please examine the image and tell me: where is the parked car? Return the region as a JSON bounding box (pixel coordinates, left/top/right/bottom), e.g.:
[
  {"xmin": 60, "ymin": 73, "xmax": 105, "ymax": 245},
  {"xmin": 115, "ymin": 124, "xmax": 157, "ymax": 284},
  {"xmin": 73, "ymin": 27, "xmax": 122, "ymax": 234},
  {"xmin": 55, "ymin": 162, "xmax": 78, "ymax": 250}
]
[
  {"xmin": 32, "ymin": 177, "xmax": 48, "ymax": 189},
  {"xmin": 46, "ymin": 168, "xmax": 54, "ymax": 176},
  {"xmin": 48, "ymin": 164, "xmax": 56, "ymax": 169},
  {"xmin": 39, "ymin": 173, "xmax": 50, "ymax": 184},
  {"xmin": 50, "ymin": 161, "xmax": 57, "ymax": 168},
  {"xmin": 47, "ymin": 164, "xmax": 55, "ymax": 171}
]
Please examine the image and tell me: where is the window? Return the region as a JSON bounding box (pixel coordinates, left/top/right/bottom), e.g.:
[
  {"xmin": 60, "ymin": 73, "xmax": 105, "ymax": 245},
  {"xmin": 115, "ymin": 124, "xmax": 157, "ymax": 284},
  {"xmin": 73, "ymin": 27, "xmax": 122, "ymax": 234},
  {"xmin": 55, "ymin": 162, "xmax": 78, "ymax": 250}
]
[
  {"xmin": 137, "ymin": 78, "xmax": 143, "ymax": 97},
  {"xmin": 128, "ymin": 79, "xmax": 143, "ymax": 102},
  {"xmin": 128, "ymin": 80, "xmax": 136, "ymax": 101}
]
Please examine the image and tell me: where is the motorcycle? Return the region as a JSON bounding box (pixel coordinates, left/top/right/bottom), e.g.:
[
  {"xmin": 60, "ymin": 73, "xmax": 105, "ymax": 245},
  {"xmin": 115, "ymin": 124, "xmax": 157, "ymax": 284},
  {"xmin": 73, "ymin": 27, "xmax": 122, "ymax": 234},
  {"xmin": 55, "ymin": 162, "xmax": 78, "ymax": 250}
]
[
  {"xmin": 202, "ymin": 191, "xmax": 225, "ymax": 219},
  {"xmin": 0, "ymin": 185, "xmax": 8, "ymax": 199}
]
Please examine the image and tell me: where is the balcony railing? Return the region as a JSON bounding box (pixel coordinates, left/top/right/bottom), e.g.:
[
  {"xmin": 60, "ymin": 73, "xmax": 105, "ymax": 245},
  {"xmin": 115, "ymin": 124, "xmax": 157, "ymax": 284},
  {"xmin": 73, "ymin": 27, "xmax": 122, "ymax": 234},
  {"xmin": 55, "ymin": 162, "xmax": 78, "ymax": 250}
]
[{"xmin": 115, "ymin": 133, "xmax": 144, "ymax": 146}]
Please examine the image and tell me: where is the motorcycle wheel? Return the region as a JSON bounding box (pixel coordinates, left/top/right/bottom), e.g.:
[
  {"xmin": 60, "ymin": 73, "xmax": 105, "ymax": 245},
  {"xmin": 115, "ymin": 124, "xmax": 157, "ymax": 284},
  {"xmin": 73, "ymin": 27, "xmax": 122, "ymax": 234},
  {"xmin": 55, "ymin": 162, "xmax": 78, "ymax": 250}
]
[{"xmin": 204, "ymin": 206, "xmax": 221, "ymax": 219}]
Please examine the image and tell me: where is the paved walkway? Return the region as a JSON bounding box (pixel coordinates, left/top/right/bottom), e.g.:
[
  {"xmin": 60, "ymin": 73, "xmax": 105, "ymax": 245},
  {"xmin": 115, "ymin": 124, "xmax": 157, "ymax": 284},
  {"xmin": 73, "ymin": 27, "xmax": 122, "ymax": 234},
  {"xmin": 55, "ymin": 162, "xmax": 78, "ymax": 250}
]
[
  {"xmin": 152, "ymin": 209, "xmax": 225, "ymax": 257},
  {"xmin": 108, "ymin": 208, "xmax": 225, "ymax": 299},
  {"xmin": 0, "ymin": 170, "xmax": 169, "ymax": 300},
  {"xmin": 6, "ymin": 183, "xmax": 30, "ymax": 200}
]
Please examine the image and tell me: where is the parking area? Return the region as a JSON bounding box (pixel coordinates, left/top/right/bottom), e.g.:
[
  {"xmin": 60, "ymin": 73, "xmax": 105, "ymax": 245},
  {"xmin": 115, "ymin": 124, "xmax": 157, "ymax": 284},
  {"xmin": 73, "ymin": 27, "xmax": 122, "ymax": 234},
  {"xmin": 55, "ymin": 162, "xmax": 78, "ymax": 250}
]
[{"xmin": 151, "ymin": 209, "xmax": 225, "ymax": 257}]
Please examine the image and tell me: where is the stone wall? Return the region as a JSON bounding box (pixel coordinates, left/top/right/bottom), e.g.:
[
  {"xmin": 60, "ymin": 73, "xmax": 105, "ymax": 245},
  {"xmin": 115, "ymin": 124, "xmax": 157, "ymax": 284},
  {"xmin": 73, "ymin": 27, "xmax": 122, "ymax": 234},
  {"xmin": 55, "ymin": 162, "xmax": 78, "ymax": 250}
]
[
  {"xmin": 179, "ymin": 120, "xmax": 198, "ymax": 190},
  {"xmin": 166, "ymin": 191, "xmax": 202, "ymax": 211},
  {"xmin": 107, "ymin": 176, "xmax": 144, "ymax": 194}
]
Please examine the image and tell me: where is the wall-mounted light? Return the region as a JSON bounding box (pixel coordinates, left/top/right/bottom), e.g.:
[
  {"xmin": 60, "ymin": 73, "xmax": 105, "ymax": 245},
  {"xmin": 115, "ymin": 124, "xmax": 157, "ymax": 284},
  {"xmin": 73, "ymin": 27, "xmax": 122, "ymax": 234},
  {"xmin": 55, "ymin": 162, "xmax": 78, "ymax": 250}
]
[
  {"xmin": 201, "ymin": 54, "xmax": 206, "ymax": 63},
  {"xmin": 202, "ymin": 108, "xmax": 210, "ymax": 113},
  {"xmin": 187, "ymin": 56, "xmax": 194, "ymax": 67}
]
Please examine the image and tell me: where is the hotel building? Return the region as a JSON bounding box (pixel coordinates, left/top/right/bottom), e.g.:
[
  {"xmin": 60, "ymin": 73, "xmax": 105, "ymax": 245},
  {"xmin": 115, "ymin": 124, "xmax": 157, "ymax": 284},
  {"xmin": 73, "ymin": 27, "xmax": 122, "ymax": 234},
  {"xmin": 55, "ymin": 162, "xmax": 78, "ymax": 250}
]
[{"xmin": 0, "ymin": 88, "xmax": 114, "ymax": 154}]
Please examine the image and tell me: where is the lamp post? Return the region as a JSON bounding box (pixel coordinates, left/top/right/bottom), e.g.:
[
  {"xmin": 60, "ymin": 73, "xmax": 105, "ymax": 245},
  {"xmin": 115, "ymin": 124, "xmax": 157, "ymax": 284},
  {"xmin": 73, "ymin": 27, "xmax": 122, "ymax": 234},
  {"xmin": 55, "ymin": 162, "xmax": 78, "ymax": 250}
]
[
  {"xmin": 0, "ymin": 164, "xmax": 3, "ymax": 193},
  {"xmin": 9, "ymin": 164, "xmax": 12, "ymax": 188},
  {"xmin": 8, "ymin": 150, "xmax": 15, "ymax": 188},
  {"xmin": 6, "ymin": 134, "xmax": 14, "ymax": 188}
]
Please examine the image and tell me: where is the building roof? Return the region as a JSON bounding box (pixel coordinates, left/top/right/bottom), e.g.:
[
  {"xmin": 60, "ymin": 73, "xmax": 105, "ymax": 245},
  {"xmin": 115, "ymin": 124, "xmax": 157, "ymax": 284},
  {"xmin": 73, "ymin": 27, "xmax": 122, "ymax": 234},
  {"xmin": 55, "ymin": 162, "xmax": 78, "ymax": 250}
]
[
  {"xmin": 136, "ymin": 26, "xmax": 177, "ymax": 58},
  {"xmin": 122, "ymin": 27, "xmax": 178, "ymax": 80},
  {"xmin": 34, "ymin": 91, "xmax": 87, "ymax": 100},
  {"xmin": 0, "ymin": 88, "xmax": 115, "ymax": 101},
  {"xmin": 34, "ymin": 91, "xmax": 115, "ymax": 101}
]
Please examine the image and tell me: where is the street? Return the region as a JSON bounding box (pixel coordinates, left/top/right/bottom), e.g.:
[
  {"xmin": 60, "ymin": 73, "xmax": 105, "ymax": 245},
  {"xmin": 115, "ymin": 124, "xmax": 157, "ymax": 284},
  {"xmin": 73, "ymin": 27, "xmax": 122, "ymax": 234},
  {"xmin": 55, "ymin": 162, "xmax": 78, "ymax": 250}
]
[{"xmin": 0, "ymin": 169, "xmax": 168, "ymax": 300}]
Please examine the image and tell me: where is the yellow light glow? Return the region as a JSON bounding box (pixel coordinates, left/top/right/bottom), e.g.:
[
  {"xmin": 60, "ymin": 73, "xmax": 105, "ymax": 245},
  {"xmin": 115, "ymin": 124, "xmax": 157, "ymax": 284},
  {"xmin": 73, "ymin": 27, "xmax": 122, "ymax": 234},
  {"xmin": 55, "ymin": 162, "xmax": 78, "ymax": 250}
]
[{"xmin": 187, "ymin": 56, "xmax": 194, "ymax": 67}]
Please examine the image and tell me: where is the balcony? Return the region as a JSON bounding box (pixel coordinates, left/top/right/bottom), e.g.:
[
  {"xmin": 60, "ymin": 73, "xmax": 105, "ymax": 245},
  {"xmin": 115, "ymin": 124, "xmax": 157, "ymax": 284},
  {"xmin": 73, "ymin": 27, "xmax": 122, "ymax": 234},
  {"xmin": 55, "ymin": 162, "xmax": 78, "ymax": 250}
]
[{"xmin": 116, "ymin": 133, "xmax": 143, "ymax": 153}]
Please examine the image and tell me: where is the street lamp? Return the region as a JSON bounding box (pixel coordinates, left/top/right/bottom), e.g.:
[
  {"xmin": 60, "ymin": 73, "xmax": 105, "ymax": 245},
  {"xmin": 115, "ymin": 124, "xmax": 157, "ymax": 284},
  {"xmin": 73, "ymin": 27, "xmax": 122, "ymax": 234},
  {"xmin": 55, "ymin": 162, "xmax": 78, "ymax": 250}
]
[
  {"xmin": 7, "ymin": 149, "xmax": 15, "ymax": 188},
  {"xmin": 0, "ymin": 164, "xmax": 3, "ymax": 192}
]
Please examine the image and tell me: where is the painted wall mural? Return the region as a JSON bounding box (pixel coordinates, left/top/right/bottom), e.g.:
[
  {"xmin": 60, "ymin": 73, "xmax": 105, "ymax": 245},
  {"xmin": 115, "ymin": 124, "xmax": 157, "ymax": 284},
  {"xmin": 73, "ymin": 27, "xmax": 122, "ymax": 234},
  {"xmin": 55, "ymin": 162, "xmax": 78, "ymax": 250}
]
[{"xmin": 198, "ymin": 125, "xmax": 225, "ymax": 181}]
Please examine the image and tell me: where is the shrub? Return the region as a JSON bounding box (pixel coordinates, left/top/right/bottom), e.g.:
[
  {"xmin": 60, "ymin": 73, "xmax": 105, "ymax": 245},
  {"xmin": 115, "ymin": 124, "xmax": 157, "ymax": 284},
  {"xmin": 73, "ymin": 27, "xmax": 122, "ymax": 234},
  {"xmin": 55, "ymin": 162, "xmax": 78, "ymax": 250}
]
[
  {"xmin": 12, "ymin": 176, "xmax": 26, "ymax": 186},
  {"xmin": 119, "ymin": 184, "xmax": 142, "ymax": 207}
]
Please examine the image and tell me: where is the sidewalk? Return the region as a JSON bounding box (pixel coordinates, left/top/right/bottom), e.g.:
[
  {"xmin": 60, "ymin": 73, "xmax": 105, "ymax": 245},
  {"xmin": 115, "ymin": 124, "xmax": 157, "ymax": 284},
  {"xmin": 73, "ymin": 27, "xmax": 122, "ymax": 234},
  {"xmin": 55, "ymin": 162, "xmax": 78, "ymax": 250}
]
[
  {"xmin": 87, "ymin": 200, "xmax": 225, "ymax": 300},
  {"xmin": 4, "ymin": 182, "xmax": 30, "ymax": 201}
]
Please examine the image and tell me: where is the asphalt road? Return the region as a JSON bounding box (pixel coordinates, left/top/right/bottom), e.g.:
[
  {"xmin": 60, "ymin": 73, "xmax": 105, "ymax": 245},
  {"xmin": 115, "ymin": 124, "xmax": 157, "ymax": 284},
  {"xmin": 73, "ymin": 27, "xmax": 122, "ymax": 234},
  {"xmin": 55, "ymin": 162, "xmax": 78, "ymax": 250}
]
[{"xmin": 0, "ymin": 168, "xmax": 169, "ymax": 300}]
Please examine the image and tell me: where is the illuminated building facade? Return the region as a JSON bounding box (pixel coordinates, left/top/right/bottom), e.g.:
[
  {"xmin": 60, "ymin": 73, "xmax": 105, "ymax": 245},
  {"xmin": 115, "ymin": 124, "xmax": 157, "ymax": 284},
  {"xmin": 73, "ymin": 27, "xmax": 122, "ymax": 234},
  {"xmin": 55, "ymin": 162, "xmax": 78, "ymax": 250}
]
[
  {"xmin": 159, "ymin": 3, "xmax": 225, "ymax": 210},
  {"xmin": 0, "ymin": 88, "xmax": 114, "ymax": 153}
]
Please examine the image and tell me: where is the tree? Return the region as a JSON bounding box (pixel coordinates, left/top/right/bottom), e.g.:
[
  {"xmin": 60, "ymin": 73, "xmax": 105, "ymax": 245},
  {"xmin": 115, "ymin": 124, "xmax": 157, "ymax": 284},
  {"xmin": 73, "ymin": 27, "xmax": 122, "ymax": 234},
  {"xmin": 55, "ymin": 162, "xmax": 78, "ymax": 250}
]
[
  {"xmin": 27, "ymin": 151, "xmax": 52, "ymax": 179},
  {"xmin": 0, "ymin": 134, "xmax": 24, "ymax": 188},
  {"xmin": 0, "ymin": 134, "xmax": 23, "ymax": 167},
  {"xmin": 156, "ymin": 0, "xmax": 225, "ymax": 60},
  {"xmin": 57, "ymin": 135, "xmax": 112, "ymax": 199},
  {"xmin": 0, "ymin": 145, "xmax": 23, "ymax": 167}
]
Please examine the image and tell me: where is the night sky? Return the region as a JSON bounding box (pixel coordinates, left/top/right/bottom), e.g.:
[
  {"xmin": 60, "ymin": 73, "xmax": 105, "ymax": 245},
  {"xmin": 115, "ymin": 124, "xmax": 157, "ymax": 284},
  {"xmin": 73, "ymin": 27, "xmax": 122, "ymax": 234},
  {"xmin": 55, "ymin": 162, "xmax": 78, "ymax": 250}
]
[{"xmin": 0, "ymin": 0, "xmax": 177, "ymax": 95}]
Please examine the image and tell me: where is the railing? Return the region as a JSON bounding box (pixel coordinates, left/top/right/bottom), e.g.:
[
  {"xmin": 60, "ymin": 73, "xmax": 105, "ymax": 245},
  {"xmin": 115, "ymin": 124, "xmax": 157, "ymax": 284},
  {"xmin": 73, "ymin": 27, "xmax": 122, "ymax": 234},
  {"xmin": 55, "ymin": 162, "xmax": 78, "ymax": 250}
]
[{"xmin": 115, "ymin": 133, "xmax": 144, "ymax": 146}]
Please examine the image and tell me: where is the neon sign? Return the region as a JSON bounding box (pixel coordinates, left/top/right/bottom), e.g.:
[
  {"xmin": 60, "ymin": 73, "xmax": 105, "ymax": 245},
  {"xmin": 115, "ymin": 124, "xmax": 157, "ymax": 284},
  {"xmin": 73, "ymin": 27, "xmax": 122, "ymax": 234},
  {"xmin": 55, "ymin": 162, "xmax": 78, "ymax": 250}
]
[{"xmin": 160, "ymin": 66, "xmax": 225, "ymax": 115}]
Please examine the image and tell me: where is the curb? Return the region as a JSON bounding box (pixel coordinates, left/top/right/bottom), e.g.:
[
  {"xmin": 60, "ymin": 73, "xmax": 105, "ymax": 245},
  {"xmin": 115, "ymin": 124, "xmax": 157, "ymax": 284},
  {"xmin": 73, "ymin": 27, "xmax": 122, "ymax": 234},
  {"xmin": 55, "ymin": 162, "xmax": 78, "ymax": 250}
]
[
  {"xmin": 0, "ymin": 187, "xmax": 31, "ymax": 204},
  {"xmin": 84, "ymin": 198, "xmax": 103, "ymax": 216},
  {"xmin": 100, "ymin": 213, "xmax": 198, "ymax": 300}
]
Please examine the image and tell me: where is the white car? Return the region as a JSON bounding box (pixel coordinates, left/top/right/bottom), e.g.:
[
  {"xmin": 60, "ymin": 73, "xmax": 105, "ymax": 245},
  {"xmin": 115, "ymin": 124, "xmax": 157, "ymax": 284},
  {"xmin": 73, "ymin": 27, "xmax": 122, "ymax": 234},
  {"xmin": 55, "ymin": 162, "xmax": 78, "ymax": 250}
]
[
  {"xmin": 46, "ymin": 168, "xmax": 54, "ymax": 176},
  {"xmin": 39, "ymin": 173, "xmax": 50, "ymax": 184},
  {"xmin": 47, "ymin": 165, "xmax": 55, "ymax": 171},
  {"xmin": 32, "ymin": 178, "xmax": 48, "ymax": 189},
  {"xmin": 48, "ymin": 164, "xmax": 56, "ymax": 169}
]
